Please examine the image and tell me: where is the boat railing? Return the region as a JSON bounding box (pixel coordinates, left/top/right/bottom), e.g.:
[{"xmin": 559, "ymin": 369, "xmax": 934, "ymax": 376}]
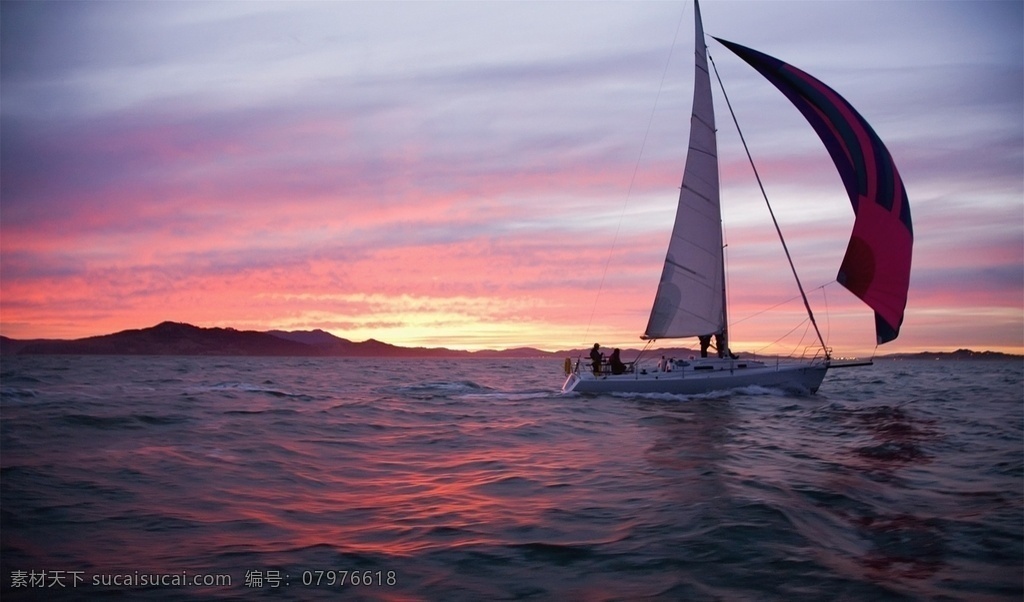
[
  {"xmin": 742, "ymin": 347, "xmax": 830, "ymax": 369},
  {"xmin": 566, "ymin": 356, "xmax": 639, "ymax": 377}
]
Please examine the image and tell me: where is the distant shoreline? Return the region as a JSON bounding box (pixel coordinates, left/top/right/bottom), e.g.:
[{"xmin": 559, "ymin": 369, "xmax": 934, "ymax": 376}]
[{"xmin": 1, "ymin": 321, "xmax": 1020, "ymax": 360}]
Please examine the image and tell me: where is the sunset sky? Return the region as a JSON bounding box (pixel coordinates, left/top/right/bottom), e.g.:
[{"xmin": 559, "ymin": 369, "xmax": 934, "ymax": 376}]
[{"xmin": 2, "ymin": 1, "xmax": 1021, "ymax": 356}]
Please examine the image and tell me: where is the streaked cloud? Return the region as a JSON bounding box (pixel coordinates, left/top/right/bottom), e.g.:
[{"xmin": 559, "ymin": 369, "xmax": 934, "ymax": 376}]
[{"xmin": 2, "ymin": 1, "xmax": 1021, "ymax": 355}]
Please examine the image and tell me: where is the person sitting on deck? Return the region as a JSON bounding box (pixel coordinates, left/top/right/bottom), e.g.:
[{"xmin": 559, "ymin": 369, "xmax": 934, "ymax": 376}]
[
  {"xmin": 589, "ymin": 343, "xmax": 603, "ymax": 375},
  {"xmin": 609, "ymin": 348, "xmax": 627, "ymax": 375}
]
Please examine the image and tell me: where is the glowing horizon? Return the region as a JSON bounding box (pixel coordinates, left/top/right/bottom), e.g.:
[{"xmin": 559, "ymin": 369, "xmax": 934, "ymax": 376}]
[{"xmin": 2, "ymin": 1, "xmax": 1022, "ymax": 357}]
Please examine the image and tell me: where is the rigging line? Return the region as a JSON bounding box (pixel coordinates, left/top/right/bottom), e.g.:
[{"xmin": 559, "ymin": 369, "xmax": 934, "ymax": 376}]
[
  {"xmin": 580, "ymin": 5, "xmax": 688, "ymax": 348},
  {"xmin": 722, "ymin": 222, "xmax": 732, "ymax": 343},
  {"xmin": 730, "ymin": 280, "xmax": 833, "ymax": 326},
  {"xmin": 792, "ymin": 319, "xmax": 813, "ymax": 358},
  {"xmin": 708, "ymin": 49, "xmax": 829, "ymax": 359},
  {"xmin": 731, "ymin": 292, "xmax": 803, "ymax": 326},
  {"xmin": 753, "ymin": 317, "xmax": 808, "ymax": 356},
  {"xmin": 634, "ymin": 338, "xmax": 656, "ymax": 367},
  {"xmin": 821, "ymin": 283, "xmax": 830, "ymax": 347}
]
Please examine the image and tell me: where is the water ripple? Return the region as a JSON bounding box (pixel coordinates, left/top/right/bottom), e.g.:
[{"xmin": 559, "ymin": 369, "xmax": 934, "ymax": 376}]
[{"xmin": 1, "ymin": 356, "xmax": 1020, "ymax": 601}]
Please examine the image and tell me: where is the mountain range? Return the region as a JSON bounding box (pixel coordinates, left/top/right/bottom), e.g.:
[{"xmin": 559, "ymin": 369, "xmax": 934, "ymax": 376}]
[
  {"xmin": 0, "ymin": 321, "xmax": 554, "ymax": 358},
  {"xmin": 0, "ymin": 321, "xmax": 1019, "ymax": 360}
]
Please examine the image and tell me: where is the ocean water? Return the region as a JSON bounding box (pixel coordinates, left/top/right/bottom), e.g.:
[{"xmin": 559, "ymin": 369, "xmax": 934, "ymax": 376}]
[{"xmin": 1, "ymin": 355, "xmax": 1021, "ymax": 601}]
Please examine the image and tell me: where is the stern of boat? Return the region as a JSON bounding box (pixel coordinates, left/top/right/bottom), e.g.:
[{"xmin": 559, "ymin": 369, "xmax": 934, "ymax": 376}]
[
  {"xmin": 561, "ymin": 372, "xmax": 582, "ymax": 394},
  {"xmin": 560, "ymin": 357, "xmax": 582, "ymax": 394}
]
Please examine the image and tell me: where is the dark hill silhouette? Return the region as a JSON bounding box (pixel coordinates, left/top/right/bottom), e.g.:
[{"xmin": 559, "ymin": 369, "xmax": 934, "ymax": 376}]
[
  {"xmin": 11, "ymin": 321, "xmax": 315, "ymax": 357},
  {"xmin": 884, "ymin": 349, "xmax": 1023, "ymax": 361},
  {"xmin": 1, "ymin": 322, "xmax": 1019, "ymax": 360},
  {"xmin": 1, "ymin": 322, "xmax": 550, "ymax": 358},
  {"xmin": 266, "ymin": 329, "xmax": 349, "ymax": 347}
]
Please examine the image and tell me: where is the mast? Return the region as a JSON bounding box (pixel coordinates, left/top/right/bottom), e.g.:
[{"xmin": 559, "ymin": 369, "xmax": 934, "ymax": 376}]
[{"xmin": 706, "ymin": 0, "xmax": 729, "ymax": 356}]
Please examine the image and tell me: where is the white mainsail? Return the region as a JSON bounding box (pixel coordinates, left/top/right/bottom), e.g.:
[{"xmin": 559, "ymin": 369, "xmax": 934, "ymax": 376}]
[{"xmin": 643, "ymin": 0, "xmax": 724, "ymax": 341}]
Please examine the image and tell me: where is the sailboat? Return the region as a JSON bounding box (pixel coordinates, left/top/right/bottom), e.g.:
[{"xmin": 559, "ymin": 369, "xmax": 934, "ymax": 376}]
[{"xmin": 562, "ymin": 0, "xmax": 912, "ymax": 395}]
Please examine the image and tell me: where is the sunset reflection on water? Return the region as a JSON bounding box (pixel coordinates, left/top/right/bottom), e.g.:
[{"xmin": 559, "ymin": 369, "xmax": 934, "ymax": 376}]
[{"xmin": 2, "ymin": 357, "xmax": 1021, "ymax": 600}]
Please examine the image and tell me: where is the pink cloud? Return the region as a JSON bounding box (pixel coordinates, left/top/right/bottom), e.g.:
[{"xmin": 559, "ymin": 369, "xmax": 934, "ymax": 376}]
[{"xmin": 2, "ymin": 2, "xmax": 1021, "ymax": 357}]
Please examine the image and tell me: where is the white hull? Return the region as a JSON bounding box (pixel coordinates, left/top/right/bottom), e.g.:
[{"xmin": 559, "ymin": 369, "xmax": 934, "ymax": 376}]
[{"xmin": 562, "ymin": 358, "xmax": 828, "ymax": 396}]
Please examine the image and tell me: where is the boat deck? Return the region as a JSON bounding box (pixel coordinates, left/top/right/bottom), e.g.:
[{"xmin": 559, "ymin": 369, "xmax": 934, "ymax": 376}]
[{"xmin": 562, "ymin": 357, "xmax": 828, "ymax": 395}]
